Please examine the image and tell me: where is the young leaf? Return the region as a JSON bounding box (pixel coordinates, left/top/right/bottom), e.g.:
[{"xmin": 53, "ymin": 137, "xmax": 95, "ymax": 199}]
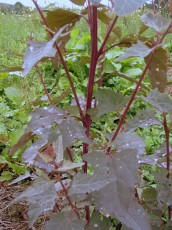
[
  {"xmin": 141, "ymin": 12, "xmax": 171, "ymax": 32},
  {"xmin": 116, "ymin": 41, "xmax": 160, "ymax": 62},
  {"xmin": 68, "ymin": 172, "xmax": 115, "ymax": 195},
  {"xmin": 10, "ymin": 175, "xmax": 56, "ymax": 227},
  {"xmin": 70, "ymin": 0, "xmax": 86, "ymax": 5},
  {"xmin": 45, "ymin": 212, "xmax": 85, "ymax": 230},
  {"xmin": 143, "ymin": 88, "xmax": 172, "ymax": 113},
  {"xmin": 53, "ymin": 134, "xmax": 64, "ymax": 163},
  {"xmin": 145, "ymin": 47, "xmax": 168, "ymax": 92},
  {"xmin": 94, "ymin": 88, "xmax": 129, "ymax": 117},
  {"xmin": 111, "ymin": 0, "xmax": 147, "ymax": 16},
  {"xmin": 22, "ymin": 26, "xmax": 67, "ymax": 77},
  {"xmin": 125, "ymin": 109, "xmax": 161, "ymax": 132},
  {"xmin": 113, "ymin": 133, "xmax": 145, "ymax": 156}
]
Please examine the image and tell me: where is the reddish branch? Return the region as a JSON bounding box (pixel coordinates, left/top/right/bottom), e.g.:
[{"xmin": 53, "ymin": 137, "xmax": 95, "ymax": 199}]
[
  {"xmin": 110, "ymin": 21, "xmax": 172, "ymax": 143},
  {"xmin": 32, "ymin": 0, "xmax": 84, "ymax": 119}
]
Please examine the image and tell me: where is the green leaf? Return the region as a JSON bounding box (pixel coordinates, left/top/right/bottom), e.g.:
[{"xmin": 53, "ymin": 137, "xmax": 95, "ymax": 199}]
[
  {"xmin": 45, "ymin": 212, "xmax": 85, "ymax": 230},
  {"xmin": 141, "ymin": 12, "xmax": 171, "ymax": 32},
  {"xmin": 9, "ymin": 162, "xmax": 27, "ymax": 175},
  {"xmin": 4, "ymin": 86, "xmax": 24, "ymax": 102},
  {"xmin": 116, "ymin": 41, "xmax": 160, "ymax": 62},
  {"xmin": 0, "ymin": 171, "xmax": 13, "ymax": 182},
  {"xmin": 112, "ymin": 0, "xmax": 147, "ymax": 16},
  {"xmin": 10, "ymin": 175, "xmax": 56, "ymax": 227},
  {"xmin": 94, "ymin": 88, "xmax": 129, "ymax": 117},
  {"xmin": 143, "ymin": 88, "xmax": 172, "ymax": 113}
]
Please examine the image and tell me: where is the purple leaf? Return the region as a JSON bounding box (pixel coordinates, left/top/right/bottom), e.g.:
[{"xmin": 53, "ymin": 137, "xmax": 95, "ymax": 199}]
[
  {"xmin": 45, "ymin": 212, "xmax": 86, "ymax": 230},
  {"xmin": 86, "ymin": 211, "xmax": 112, "ymax": 230},
  {"xmin": 10, "ymin": 175, "xmax": 56, "ymax": 227},
  {"xmin": 58, "ymin": 117, "xmax": 91, "ymax": 149},
  {"xmin": 83, "ymin": 150, "xmax": 111, "ymax": 168},
  {"xmin": 58, "ymin": 160, "xmax": 84, "ymax": 172},
  {"xmin": 94, "ymin": 88, "xmax": 129, "ymax": 117},
  {"xmin": 93, "ymin": 181, "xmax": 151, "ymax": 230},
  {"xmin": 141, "ymin": 12, "xmax": 171, "ymax": 32},
  {"xmin": 113, "ymin": 132, "xmax": 145, "ymax": 156},
  {"xmin": 68, "ymin": 172, "xmax": 115, "ymax": 195},
  {"xmin": 9, "ymin": 171, "xmax": 33, "ymax": 185},
  {"xmin": 116, "ymin": 41, "xmax": 161, "ymax": 62},
  {"xmin": 22, "ymin": 26, "xmax": 67, "ymax": 76},
  {"xmin": 26, "ymin": 105, "xmax": 66, "ymax": 134},
  {"xmin": 125, "ymin": 109, "xmax": 161, "ymax": 132},
  {"xmin": 111, "ymin": 0, "xmax": 147, "ymax": 16},
  {"xmin": 143, "ymin": 88, "xmax": 172, "ymax": 113}
]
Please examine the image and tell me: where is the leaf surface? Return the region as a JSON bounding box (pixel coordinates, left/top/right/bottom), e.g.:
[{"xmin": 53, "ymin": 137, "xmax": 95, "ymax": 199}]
[
  {"xmin": 58, "ymin": 117, "xmax": 91, "ymax": 149},
  {"xmin": 145, "ymin": 47, "xmax": 168, "ymax": 92},
  {"xmin": 58, "ymin": 161, "xmax": 84, "ymax": 172},
  {"xmin": 26, "ymin": 105, "xmax": 66, "ymax": 134},
  {"xmin": 141, "ymin": 12, "xmax": 171, "ymax": 32},
  {"xmin": 10, "ymin": 175, "xmax": 56, "ymax": 227},
  {"xmin": 86, "ymin": 211, "xmax": 112, "ymax": 230},
  {"xmin": 111, "ymin": 0, "xmax": 147, "ymax": 16},
  {"xmin": 22, "ymin": 26, "xmax": 67, "ymax": 76},
  {"xmin": 143, "ymin": 88, "xmax": 172, "ymax": 113},
  {"xmin": 69, "ymin": 172, "xmax": 115, "ymax": 195},
  {"xmin": 93, "ymin": 181, "xmax": 151, "ymax": 230},
  {"xmin": 125, "ymin": 109, "xmax": 161, "ymax": 132},
  {"xmin": 113, "ymin": 133, "xmax": 145, "ymax": 156},
  {"xmin": 94, "ymin": 88, "xmax": 129, "ymax": 117},
  {"xmin": 116, "ymin": 41, "xmax": 160, "ymax": 62}
]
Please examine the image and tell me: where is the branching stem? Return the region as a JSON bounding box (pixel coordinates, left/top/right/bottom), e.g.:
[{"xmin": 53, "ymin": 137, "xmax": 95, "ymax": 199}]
[{"xmin": 32, "ymin": 0, "xmax": 84, "ymax": 119}]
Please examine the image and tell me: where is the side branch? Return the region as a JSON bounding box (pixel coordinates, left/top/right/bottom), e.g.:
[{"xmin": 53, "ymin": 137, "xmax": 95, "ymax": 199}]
[{"xmin": 32, "ymin": 0, "xmax": 84, "ymax": 119}]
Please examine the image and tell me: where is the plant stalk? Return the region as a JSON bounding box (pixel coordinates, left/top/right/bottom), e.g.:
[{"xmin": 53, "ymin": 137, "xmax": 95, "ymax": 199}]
[
  {"xmin": 35, "ymin": 65, "xmax": 53, "ymax": 104},
  {"xmin": 32, "ymin": 0, "xmax": 84, "ymax": 119}
]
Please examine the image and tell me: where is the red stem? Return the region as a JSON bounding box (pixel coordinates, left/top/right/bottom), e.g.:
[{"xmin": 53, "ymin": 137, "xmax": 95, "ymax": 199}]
[
  {"xmin": 59, "ymin": 179, "xmax": 80, "ymax": 219},
  {"xmin": 163, "ymin": 113, "xmax": 171, "ymax": 220},
  {"xmin": 84, "ymin": 6, "xmax": 98, "ymax": 145},
  {"xmin": 111, "ymin": 51, "xmax": 156, "ymax": 142},
  {"xmin": 32, "ymin": 0, "xmax": 84, "ymax": 119},
  {"xmin": 98, "ymin": 15, "xmax": 118, "ymax": 57},
  {"xmin": 163, "ymin": 113, "xmax": 170, "ymax": 177},
  {"xmin": 101, "ymin": 42, "xmax": 131, "ymax": 55},
  {"xmin": 35, "ymin": 65, "xmax": 53, "ymax": 104},
  {"xmin": 111, "ymin": 21, "xmax": 172, "ymax": 143}
]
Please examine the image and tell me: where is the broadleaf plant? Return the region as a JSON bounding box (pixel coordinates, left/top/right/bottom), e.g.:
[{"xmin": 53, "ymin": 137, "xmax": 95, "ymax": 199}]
[{"xmin": 9, "ymin": 0, "xmax": 172, "ymax": 229}]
